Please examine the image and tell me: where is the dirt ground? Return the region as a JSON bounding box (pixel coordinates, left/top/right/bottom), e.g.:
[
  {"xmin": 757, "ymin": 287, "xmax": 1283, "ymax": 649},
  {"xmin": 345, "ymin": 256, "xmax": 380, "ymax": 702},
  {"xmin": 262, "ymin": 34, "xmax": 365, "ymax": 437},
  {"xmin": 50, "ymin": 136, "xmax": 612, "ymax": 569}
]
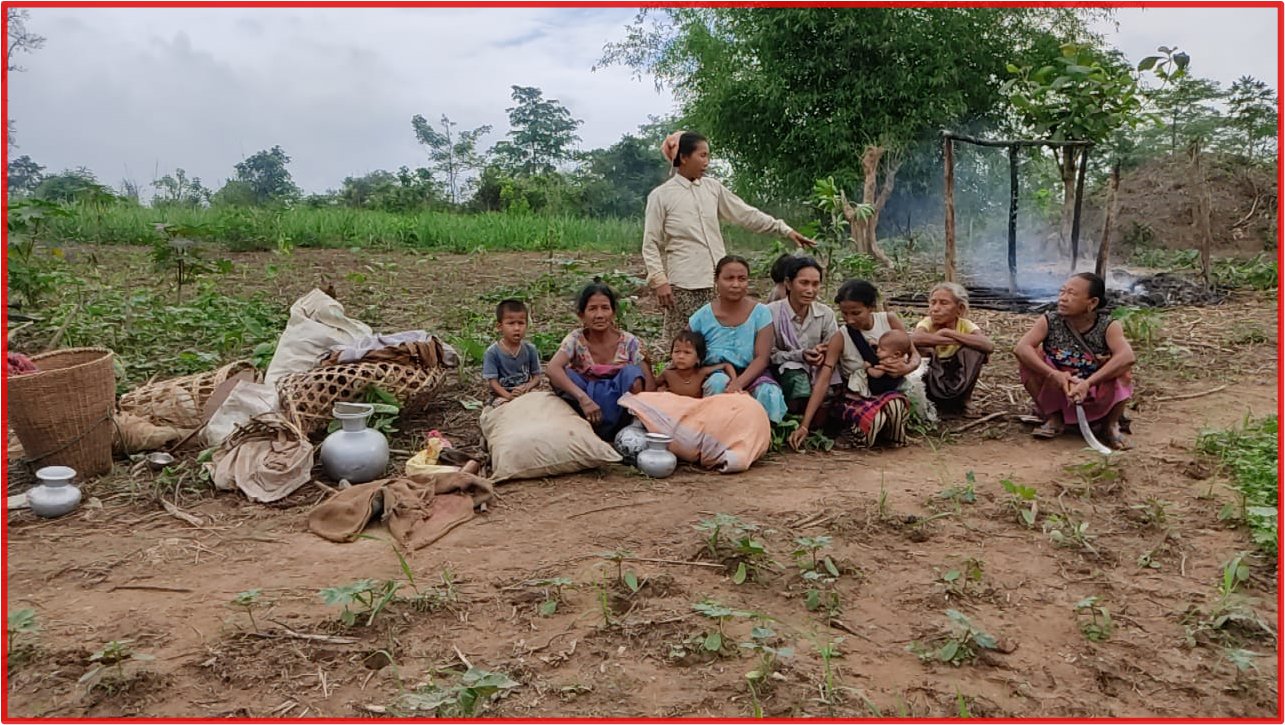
[{"xmin": 4, "ymin": 247, "xmax": 1280, "ymax": 718}]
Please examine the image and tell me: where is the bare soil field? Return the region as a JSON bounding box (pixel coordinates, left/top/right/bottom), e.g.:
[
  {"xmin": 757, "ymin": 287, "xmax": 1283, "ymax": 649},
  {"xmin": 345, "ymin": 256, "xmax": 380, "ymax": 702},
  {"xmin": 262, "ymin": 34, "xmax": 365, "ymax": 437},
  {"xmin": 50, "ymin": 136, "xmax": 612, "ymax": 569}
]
[{"xmin": 5, "ymin": 247, "xmax": 1279, "ymax": 718}]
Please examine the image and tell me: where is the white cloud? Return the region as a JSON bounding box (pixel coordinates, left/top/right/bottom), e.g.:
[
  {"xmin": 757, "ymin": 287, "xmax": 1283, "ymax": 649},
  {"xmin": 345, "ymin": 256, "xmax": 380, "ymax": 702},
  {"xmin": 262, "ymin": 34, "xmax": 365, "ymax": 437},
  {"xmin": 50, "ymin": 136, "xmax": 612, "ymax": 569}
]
[
  {"xmin": 7, "ymin": 7, "xmax": 675, "ymax": 194},
  {"xmin": 1091, "ymin": 7, "xmax": 1278, "ymax": 92},
  {"xmin": 7, "ymin": 6, "xmax": 1275, "ymax": 197}
]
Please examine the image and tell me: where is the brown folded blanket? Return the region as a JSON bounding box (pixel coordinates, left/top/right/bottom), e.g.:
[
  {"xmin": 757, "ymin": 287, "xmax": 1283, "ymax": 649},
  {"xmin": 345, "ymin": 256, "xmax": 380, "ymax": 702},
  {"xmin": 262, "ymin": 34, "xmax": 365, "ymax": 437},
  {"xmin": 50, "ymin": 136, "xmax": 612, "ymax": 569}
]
[
  {"xmin": 307, "ymin": 471, "xmax": 494, "ymax": 551},
  {"xmin": 318, "ymin": 338, "xmax": 454, "ymax": 370}
]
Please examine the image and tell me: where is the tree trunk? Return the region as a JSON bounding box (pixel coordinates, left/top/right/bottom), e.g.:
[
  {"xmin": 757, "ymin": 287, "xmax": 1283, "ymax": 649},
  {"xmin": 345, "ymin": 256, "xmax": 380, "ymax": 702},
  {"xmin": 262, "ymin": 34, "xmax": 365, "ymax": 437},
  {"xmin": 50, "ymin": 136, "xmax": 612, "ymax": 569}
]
[
  {"xmin": 1057, "ymin": 146, "xmax": 1078, "ymax": 258},
  {"xmin": 1188, "ymin": 140, "xmax": 1214, "ymax": 289},
  {"xmin": 846, "ymin": 144, "xmax": 897, "ymax": 269},
  {"xmin": 1094, "ymin": 163, "xmax": 1121, "ymax": 279}
]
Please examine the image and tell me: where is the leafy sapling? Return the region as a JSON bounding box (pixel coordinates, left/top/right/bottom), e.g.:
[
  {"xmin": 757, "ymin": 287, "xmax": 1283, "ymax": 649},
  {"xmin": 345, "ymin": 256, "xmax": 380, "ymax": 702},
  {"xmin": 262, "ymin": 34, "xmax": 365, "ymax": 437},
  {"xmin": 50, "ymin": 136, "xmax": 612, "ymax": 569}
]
[
  {"xmin": 1074, "ymin": 596, "xmax": 1114, "ymax": 641},
  {"xmin": 528, "ymin": 577, "xmax": 573, "ymax": 617},
  {"xmin": 230, "ymin": 589, "xmax": 263, "ymax": 632}
]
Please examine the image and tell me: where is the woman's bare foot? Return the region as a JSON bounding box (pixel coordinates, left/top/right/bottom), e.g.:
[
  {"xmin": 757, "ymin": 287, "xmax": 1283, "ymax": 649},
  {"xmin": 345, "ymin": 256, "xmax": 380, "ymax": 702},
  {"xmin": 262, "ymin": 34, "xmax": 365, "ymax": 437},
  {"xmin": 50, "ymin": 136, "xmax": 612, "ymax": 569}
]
[
  {"xmin": 1032, "ymin": 418, "xmax": 1064, "ymax": 439},
  {"xmin": 1104, "ymin": 426, "xmax": 1132, "ymax": 450}
]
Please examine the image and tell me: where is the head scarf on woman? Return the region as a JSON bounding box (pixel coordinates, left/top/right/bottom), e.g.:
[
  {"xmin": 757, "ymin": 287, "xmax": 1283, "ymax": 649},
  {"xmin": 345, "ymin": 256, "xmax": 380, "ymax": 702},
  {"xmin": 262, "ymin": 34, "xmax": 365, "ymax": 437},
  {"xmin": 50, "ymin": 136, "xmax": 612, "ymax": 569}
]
[{"xmin": 660, "ymin": 130, "xmax": 684, "ymax": 166}]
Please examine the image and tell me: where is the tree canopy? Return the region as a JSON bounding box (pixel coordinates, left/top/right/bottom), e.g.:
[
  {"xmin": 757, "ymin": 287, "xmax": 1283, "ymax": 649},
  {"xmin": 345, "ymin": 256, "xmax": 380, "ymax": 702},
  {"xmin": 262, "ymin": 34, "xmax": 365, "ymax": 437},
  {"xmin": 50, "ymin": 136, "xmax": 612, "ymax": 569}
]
[{"xmin": 598, "ymin": 7, "xmax": 1106, "ymax": 199}]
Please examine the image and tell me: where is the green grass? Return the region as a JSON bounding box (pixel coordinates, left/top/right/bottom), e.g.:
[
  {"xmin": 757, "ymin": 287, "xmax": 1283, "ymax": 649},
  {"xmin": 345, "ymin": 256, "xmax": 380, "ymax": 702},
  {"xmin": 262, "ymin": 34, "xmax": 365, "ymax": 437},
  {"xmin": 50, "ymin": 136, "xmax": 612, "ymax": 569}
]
[
  {"xmin": 40, "ymin": 204, "xmax": 774, "ymax": 254},
  {"xmin": 19, "ymin": 272, "xmax": 286, "ymax": 389},
  {"xmin": 1198, "ymin": 416, "xmax": 1279, "ymax": 555}
]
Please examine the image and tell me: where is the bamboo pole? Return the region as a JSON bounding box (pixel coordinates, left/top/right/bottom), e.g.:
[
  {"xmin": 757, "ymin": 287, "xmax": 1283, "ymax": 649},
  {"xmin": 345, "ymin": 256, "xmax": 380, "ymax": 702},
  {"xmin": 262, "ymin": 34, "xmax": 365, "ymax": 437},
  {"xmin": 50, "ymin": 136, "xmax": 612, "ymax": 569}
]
[
  {"xmin": 942, "ymin": 131, "xmax": 1094, "ymax": 149},
  {"xmin": 1007, "ymin": 145, "xmax": 1019, "ymax": 292},
  {"xmin": 1069, "ymin": 146, "xmax": 1089, "ymax": 272},
  {"xmin": 943, "ymin": 136, "xmax": 956, "ymax": 282}
]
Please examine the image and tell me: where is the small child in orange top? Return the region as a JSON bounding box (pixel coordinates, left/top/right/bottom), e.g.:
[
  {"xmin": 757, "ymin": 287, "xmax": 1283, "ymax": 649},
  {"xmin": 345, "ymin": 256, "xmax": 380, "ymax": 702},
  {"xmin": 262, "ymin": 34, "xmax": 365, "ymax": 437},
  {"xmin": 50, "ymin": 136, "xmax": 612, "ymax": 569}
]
[{"xmin": 657, "ymin": 330, "xmax": 736, "ymax": 398}]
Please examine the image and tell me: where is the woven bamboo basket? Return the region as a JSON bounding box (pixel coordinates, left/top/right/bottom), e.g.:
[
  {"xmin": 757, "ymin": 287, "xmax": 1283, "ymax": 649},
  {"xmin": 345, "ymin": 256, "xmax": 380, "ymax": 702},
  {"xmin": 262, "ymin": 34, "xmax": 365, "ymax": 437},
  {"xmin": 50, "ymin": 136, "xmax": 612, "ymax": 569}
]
[
  {"xmin": 119, "ymin": 359, "xmax": 257, "ymax": 424},
  {"xmin": 8, "ymin": 347, "xmax": 117, "ymax": 477},
  {"xmin": 277, "ymin": 362, "xmax": 447, "ymax": 436}
]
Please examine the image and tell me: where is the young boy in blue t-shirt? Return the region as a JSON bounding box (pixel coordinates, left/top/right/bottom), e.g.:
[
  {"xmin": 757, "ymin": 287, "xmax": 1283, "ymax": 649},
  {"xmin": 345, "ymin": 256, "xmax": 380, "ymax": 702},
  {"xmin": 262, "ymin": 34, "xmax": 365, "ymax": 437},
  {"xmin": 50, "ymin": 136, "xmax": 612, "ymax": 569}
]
[{"xmin": 482, "ymin": 299, "xmax": 543, "ymax": 406}]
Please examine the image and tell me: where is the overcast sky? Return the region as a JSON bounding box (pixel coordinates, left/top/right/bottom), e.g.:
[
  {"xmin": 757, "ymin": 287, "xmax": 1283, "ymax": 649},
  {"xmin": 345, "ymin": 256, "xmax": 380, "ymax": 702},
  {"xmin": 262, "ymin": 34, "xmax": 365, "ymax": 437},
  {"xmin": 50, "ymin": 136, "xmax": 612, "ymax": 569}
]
[{"xmin": 6, "ymin": 5, "xmax": 1278, "ymax": 197}]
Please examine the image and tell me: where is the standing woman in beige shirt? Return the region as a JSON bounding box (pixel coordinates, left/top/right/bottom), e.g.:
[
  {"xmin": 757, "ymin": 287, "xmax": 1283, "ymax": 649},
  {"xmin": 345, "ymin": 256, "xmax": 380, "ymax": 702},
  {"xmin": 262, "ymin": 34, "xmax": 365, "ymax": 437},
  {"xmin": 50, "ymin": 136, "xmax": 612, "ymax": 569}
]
[{"xmin": 644, "ymin": 132, "xmax": 816, "ymax": 351}]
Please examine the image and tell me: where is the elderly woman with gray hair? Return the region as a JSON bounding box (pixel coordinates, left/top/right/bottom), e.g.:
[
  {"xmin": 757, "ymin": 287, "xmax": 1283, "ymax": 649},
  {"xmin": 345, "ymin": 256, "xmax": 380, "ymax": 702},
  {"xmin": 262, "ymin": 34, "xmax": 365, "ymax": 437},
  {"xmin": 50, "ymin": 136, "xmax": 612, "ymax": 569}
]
[{"xmin": 910, "ymin": 282, "xmax": 994, "ymax": 417}]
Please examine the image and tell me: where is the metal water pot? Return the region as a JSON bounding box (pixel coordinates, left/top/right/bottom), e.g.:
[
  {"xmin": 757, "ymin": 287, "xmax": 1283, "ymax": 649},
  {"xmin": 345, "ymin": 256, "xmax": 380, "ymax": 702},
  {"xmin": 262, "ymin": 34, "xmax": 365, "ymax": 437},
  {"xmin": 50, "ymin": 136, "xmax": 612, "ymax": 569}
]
[
  {"xmin": 29, "ymin": 466, "xmax": 82, "ymax": 518},
  {"xmin": 319, "ymin": 403, "xmax": 389, "ymax": 484},
  {"xmin": 635, "ymin": 433, "xmax": 677, "ymax": 479}
]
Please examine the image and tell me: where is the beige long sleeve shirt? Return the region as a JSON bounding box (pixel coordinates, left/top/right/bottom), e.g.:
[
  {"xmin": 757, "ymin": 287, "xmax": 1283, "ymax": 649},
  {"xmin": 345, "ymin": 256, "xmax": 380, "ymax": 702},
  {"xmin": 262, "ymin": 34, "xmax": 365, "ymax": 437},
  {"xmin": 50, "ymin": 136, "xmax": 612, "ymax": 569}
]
[{"xmin": 641, "ymin": 174, "xmax": 794, "ymax": 290}]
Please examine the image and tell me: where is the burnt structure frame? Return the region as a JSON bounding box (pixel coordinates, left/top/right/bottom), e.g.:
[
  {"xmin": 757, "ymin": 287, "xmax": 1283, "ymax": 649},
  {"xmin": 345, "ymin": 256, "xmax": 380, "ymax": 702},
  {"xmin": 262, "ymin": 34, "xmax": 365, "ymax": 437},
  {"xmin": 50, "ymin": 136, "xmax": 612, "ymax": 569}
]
[{"xmin": 942, "ymin": 131, "xmax": 1095, "ymax": 291}]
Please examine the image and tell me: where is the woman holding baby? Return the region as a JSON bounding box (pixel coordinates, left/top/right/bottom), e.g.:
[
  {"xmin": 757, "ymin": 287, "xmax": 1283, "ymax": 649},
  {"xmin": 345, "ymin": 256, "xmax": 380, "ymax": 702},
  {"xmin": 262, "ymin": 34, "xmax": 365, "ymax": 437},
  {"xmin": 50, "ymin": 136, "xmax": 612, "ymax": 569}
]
[{"xmin": 787, "ymin": 280, "xmax": 921, "ymax": 450}]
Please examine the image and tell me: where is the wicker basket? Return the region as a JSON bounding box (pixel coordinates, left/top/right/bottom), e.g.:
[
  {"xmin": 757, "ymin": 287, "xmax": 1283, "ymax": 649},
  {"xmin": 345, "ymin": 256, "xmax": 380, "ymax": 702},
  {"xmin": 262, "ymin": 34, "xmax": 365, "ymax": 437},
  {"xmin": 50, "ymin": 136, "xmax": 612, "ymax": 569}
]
[
  {"xmin": 8, "ymin": 347, "xmax": 117, "ymax": 477},
  {"xmin": 119, "ymin": 359, "xmax": 257, "ymax": 426},
  {"xmin": 277, "ymin": 362, "xmax": 447, "ymax": 436}
]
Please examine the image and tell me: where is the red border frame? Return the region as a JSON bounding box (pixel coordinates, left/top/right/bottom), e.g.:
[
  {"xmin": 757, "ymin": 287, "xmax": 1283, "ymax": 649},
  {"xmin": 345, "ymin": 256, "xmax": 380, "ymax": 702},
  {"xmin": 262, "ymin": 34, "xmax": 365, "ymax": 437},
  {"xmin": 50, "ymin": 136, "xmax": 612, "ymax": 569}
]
[{"xmin": 1, "ymin": 1, "xmax": 1282, "ymax": 722}]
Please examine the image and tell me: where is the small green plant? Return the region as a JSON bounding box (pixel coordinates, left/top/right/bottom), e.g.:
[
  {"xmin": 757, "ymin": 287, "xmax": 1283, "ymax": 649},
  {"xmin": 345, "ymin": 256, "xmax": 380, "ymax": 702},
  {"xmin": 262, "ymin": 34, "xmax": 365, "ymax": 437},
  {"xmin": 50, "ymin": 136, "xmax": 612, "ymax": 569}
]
[
  {"xmin": 1074, "ymin": 596, "xmax": 1114, "ymax": 641},
  {"xmin": 1225, "ymin": 648, "xmax": 1264, "ymax": 684},
  {"xmin": 1000, "ymin": 477, "xmax": 1038, "ymax": 527},
  {"xmin": 907, "ymin": 610, "xmax": 999, "ymax": 667},
  {"xmin": 1111, "ymin": 306, "xmax": 1161, "ymax": 348},
  {"xmin": 6, "ymin": 608, "xmax": 38, "ymax": 661},
  {"xmin": 1229, "ymin": 324, "xmax": 1269, "ymax": 346},
  {"xmin": 393, "ymin": 668, "xmax": 519, "ymax": 717},
  {"xmin": 79, "ymin": 639, "xmax": 155, "ymax": 688},
  {"xmin": 939, "ymin": 558, "xmax": 985, "ymax": 598},
  {"xmin": 815, "ymin": 637, "xmax": 845, "ymax": 705},
  {"xmin": 729, "ymin": 535, "xmax": 776, "ymax": 585},
  {"xmin": 1183, "ymin": 553, "xmax": 1273, "ymax": 647},
  {"xmin": 938, "ymin": 472, "xmax": 978, "ymax": 505},
  {"xmin": 770, "ymin": 417, "xmax": 799, "ymax": 452},
  {"xmin": 229, "ymin": 589, "xmax": 263, "ymax": 632},
  {"xmin": 695, "ymin": 514, "xmax": 775, "ymax": 583},
  {"xmin": 596, "ymin": 549, "xmax": 640, "ymax": 592},
  {"xmin": 876, "ymin": 477, "xmax": 890, "ymax": 521},
  {"xmin": 691, "ymin": 599, "xmax": 760, "ymax": 655},
  {"xmin": 694, "ymin": 513, "xmax": 744, "ymax": 559},
  {"xmin": 595, "ymin": 578, "xmax": 614, "ymax": 628},
  {"xmin": 1219, "ymin": 552, "xmax": 1251, "ymax": 598},
  {"xmin": 319, "ymin": 579, "xmax": 400, "ymax": 627},
  {"xmin": 1064, "ymin": 454, "xmax": 1123, "ymax": 497},
  {"xmin": 1130, "ymin": 246, "xmax": 1197, "ymax": 269},
  {"xmin": 1129, "ymin": 498, "xmax": 1172, "ymax": 528},
  {"xmin": 792, "ymin": 536, "xmax": 842, "ymax": 615},
  {"xmin": 792, "ymin": 536, "xmax": 838, "ymax": 575},
  {"xmin": 1042, "ymin": 514, "xmax": 1098, "ymax": 554},
  {"xmin": 6, "ymin": 198, "xmax": 73, "ymax": 306},
  {"xmin": 528, "ymin": 577, "xmax": 573, "ymax": 617},
  {"xmin": 770, "ymin": 416, "xmax": 834, "ymax": 452},
  {"xmin": 741, "ymin": 625, "xmax": 794, "ymax": 683},
  {"xmin": 150, "ymin": 225, "xmax": 216, "ymax": 303}
]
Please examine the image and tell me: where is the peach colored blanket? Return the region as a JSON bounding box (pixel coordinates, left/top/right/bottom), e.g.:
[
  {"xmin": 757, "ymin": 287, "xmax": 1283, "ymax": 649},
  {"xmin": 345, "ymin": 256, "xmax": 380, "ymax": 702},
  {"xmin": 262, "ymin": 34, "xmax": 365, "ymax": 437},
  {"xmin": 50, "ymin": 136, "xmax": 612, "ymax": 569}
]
[{"xmin": 619, "ymin": 392, "xmax": 770, "ymax": 473}]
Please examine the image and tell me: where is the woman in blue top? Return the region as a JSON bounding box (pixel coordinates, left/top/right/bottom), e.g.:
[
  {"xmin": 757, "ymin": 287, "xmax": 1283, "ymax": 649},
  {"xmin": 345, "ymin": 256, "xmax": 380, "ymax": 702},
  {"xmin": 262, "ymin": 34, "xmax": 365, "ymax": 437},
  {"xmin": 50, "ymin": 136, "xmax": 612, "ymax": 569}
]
[{"xmin": 687, "ymin": 255, "xmax": 787, "ymax": 423}]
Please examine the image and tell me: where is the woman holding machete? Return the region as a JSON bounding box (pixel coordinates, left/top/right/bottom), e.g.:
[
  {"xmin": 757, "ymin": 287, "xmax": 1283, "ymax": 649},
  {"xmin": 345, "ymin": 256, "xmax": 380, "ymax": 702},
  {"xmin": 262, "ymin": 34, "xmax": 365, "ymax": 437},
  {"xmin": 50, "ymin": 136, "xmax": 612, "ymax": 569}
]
[{"xmin": 1014, "ymin": 272, "xmax": 1136, "ymax": 450}]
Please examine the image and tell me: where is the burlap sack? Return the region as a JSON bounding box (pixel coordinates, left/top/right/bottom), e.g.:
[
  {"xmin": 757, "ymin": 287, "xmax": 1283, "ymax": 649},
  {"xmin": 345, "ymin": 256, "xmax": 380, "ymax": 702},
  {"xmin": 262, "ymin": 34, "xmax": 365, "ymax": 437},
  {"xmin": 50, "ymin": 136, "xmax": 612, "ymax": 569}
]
[
  {"xmin": 264, "ymin": 289, "xmax": 372, "ymax": 387},
  {"xmin": 479, "ymin": 392, "xmax": 621, "ymax": 482}
]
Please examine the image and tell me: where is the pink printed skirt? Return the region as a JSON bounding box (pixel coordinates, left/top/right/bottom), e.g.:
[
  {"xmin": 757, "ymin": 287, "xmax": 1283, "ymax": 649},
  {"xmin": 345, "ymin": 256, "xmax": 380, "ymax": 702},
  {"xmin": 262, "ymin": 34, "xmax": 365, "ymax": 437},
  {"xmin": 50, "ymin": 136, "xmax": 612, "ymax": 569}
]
[{"xmin": 1019, "ymin": 358, "xmax": 1132, "ymax": 425}]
